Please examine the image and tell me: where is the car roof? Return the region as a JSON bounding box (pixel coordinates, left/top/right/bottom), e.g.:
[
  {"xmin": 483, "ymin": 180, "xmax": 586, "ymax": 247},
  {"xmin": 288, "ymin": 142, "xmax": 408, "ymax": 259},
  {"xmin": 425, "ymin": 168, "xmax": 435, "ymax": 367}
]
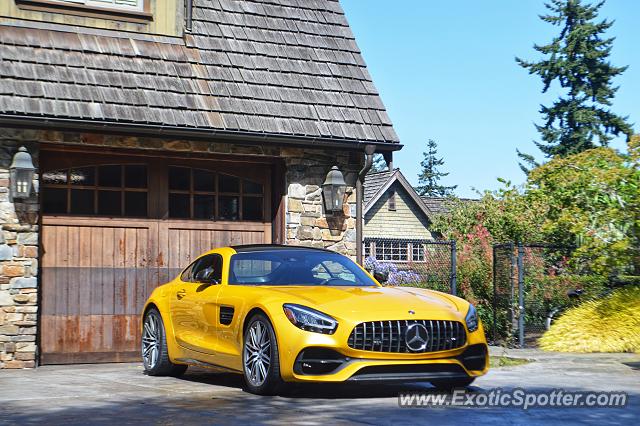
[{"xmin": 230, "ymin": 244, "xmax": 335, "ymax": 254}]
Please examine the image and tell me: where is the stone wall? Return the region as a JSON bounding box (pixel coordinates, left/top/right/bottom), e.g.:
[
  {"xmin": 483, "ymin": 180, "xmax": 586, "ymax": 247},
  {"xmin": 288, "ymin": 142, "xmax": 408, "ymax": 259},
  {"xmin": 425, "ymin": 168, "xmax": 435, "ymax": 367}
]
[
  {"xmin": 0, "ymin": 141, "xmax": 39, "ymax": 369},
  {"xmin": 284, "ymin": 148, "xmax": 360, "ymax": 257}
]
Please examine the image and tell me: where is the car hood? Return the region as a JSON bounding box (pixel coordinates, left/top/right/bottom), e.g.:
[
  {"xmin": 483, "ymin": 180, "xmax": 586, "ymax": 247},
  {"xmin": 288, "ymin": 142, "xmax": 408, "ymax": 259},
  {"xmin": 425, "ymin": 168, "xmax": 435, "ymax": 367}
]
[{"xmin": 262, "ymin": 285, "xmax": 464, "ymax": 320}]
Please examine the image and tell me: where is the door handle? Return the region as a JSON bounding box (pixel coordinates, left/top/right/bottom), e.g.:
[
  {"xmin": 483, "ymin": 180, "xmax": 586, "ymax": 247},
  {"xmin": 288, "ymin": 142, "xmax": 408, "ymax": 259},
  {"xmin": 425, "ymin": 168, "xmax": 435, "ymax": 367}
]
[{"xmin": 176, "ymin": 289, "xmax": 186, "ymax": 300}]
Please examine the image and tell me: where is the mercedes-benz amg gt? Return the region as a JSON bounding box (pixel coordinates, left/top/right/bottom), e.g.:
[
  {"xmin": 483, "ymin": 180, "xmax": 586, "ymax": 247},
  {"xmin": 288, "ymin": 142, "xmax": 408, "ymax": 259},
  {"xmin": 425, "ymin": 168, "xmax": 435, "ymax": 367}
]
[{"xmin": 141, "ymin": 245, "xmax": 488, "ymax": 395}]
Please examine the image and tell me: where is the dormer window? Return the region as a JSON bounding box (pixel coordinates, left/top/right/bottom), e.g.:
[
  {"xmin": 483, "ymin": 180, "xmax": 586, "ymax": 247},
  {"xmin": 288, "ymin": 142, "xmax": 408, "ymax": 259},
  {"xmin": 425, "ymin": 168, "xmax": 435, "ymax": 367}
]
[
  {"xmin": 15, "ymin": 0, "xmax": 152, "ymax": 23},
  {"xmin": 52, "ymin": 0, "xmax": 143, "ymax": 11}
]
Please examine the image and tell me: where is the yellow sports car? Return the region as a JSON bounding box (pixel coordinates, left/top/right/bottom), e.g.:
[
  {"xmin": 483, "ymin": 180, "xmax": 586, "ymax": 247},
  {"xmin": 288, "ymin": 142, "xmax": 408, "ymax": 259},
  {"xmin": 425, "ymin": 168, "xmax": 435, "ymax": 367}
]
[{"xmin": 141, "ymin": 245, "xmax": 489, "ymax": 395}]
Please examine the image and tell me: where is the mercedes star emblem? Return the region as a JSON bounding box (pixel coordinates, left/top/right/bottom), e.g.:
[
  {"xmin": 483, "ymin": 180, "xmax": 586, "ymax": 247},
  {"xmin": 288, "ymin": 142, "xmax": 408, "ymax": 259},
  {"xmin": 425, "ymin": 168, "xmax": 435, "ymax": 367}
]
[
  {"xmin": 408, "ymin": 310, "xmax": 415, "ymax": 315},
  {"xmin": 405, "ymin": 323, "xmax": 429, "ymax": 352}
]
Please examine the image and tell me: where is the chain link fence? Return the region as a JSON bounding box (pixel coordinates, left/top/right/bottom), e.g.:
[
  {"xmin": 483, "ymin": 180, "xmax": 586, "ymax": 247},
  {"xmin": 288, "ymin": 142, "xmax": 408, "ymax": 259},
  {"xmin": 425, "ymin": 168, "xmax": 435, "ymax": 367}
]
[
  {"xmin": 363, "ymin": 238, "xmax": 456, "ymax": 294},
  {"xmin": 363, "ymin": 238, "xmax": 606, "ymax": 348},
  {"xmin": 492, "ymin": 243, "xmax": 606, "ymax": 347},
  {"xmin": 492, "ymin": 243, "xmax": 517, "ymax": 345}
]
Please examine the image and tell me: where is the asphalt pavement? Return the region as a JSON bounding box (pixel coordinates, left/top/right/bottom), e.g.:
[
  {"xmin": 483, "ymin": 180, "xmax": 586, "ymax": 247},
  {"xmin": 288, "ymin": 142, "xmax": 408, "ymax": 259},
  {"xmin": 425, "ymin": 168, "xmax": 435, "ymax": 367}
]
[{"xmin": 0, "ymin": 347, "xmax": 638, "ymax": 425}]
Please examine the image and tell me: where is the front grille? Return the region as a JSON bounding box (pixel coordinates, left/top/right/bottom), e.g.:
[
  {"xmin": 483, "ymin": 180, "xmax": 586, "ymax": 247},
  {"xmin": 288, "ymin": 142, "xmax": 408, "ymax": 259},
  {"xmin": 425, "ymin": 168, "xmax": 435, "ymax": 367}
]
[{"xmin": 347, "ymin": 320, "xmax": 466, "ymax": 353}]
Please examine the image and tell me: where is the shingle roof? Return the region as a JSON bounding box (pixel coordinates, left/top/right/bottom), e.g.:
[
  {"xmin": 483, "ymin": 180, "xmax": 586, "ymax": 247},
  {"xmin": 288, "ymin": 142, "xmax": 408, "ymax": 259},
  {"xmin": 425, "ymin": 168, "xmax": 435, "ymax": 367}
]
[
  {"xmin": 363, "ymin": 169, "xmax": 394, "ymax": 204},
  {"xmin": 364, "ymin": 169, "xmax": 434, "ymax": 221},
  {"xmin": 420, "ymin": 197, "xmax": 451, "ymax": 215},
  {"xmin": 420, "ymin": 196, "xmax": 477, "ymax": 214},
  {"xmin": 0, "ymin": 0, "xmax": 399, "ymax": 145}
]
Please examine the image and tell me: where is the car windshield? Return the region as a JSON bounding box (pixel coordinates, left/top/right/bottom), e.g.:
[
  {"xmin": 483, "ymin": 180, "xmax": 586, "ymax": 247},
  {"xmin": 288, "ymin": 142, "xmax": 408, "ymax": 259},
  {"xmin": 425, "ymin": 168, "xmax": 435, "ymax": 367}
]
[{"xmin": 228, "ymin": 250, "xmax": 378, "ymax": 286}]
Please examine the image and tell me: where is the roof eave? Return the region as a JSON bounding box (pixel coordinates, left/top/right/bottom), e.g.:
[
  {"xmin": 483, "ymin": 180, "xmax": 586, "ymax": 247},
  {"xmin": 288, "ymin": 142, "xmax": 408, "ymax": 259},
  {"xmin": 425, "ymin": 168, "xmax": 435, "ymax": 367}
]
[{"xmin": 0, "ymin": 114, "xmax": 403, "ymax": 152}]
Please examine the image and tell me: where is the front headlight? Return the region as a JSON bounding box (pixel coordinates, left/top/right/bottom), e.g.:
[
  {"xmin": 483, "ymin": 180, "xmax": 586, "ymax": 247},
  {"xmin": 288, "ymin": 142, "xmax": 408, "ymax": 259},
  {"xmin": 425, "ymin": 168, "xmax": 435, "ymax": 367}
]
[
  {"xmin": 465, "ymin": 304, "xmax": 479, "ymax": 332},
  {"xmin": 283, "ymin": 304, "xmax": 338, "ymax": 335}
]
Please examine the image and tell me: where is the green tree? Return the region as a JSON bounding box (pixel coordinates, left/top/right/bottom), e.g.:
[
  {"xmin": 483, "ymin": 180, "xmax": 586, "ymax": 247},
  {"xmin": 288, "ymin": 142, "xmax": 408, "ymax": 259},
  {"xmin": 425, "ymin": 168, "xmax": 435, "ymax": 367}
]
[
  {"xmin": 435, "ymin": 144, "xmax": 640, "ymax": 276},
  {"xmin": 416, "ymin": 139, "xmax": 457, "ymax": 197},
  {"xmin": 517, "ymin": 0, "xmax": 633, "ymax": 165},
  {"xmin": 369, "ymin": 153, "xmax": 387, "ymax": 173},
  {"xmin": 528, "ymin": 145, "xmax": 640, "ymax": 275}
]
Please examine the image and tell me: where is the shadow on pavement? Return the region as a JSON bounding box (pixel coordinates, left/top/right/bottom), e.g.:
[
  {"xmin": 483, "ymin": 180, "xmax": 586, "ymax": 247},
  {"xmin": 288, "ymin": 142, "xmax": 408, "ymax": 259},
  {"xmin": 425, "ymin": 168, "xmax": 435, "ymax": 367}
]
[
  {"xmin": 2, "ymin": 385, "xmax": 637, "ymax": 426},
  {"xmin": 2, "ymin": 367, "xmax": 638, "ymax": 426},
  {"xmin": 179, "ymin": 368, "xmax": 458, "ymax": 398}
]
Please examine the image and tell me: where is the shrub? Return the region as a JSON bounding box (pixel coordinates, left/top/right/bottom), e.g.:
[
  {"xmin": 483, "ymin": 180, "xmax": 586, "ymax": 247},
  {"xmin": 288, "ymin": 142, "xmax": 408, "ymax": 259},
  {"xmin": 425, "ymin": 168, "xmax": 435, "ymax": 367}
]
[
  {"xmin": 522, "ymin": 274, "xmax": 608, "ymax": 329},
  {"xmin": 539, "ymin": 286, "xmax": 640, "ymax": 353},
  {"xmin": 364, "ymin": 257, "xmax": 421, "ymax": 286}
]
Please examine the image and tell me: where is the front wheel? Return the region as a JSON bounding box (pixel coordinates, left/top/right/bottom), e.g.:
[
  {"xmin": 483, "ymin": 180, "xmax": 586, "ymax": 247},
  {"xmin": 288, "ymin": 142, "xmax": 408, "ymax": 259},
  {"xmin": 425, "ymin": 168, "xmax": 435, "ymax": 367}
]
[
  {"xmin": 430, "ymin": 377, "xmax": 475, "ymax": 390},
  {"xmin": 242, "ymin": 314, "xmax": 285, "ymax": 395},
  {"xmin": 142, "ymin": 308, "xmax": 187, "ymax": 377}
]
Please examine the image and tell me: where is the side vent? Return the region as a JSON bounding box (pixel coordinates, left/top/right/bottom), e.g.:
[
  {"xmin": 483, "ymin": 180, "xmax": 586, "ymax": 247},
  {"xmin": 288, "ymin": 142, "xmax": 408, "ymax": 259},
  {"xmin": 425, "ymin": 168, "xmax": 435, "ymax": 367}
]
[{"xmin": 220, "ymin": 306, "xmax": 235, "ymax": 325}]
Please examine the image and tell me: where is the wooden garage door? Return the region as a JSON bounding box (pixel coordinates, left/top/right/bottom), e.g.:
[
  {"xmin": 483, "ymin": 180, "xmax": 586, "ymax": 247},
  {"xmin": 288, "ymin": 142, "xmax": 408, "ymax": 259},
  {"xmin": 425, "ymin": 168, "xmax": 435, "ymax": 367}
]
[{"xmin": 39, "ymin": 151, "xmax": 277, "ymax": 364}]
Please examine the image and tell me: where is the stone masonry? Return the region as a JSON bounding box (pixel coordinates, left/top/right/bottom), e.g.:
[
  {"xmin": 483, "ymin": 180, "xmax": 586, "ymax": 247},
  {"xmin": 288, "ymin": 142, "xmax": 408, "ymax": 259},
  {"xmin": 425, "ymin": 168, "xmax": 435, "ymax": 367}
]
[
  {"xmin": 0, "ymin": 128, "xmax": 364, "ymax": 368},
  {"xmin": 0, "ymin": 141, "xmax": 39, "ymax": 369},
  {"xmin": 284, "ymin": 147, "xmax": 360, "ymax": 256}
]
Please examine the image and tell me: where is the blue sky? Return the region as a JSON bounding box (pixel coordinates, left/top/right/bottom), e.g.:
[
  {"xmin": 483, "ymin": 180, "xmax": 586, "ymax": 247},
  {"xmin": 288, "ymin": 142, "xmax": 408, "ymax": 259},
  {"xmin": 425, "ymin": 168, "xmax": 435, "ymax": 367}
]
[{"xmin": 341, "ymin": 0, "xmax": 640, "ymax": 198}]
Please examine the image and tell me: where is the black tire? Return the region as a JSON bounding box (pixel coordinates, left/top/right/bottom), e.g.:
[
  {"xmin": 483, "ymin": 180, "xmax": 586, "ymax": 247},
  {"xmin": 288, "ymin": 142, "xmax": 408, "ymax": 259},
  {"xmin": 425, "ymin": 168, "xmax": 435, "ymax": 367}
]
[
  {"xmin": 142, "ymin": 308, "xmax": 188, "ymax": 377},
  {"xmin": 242, "ymin": 313, "xmax": 285, "ymax": 395},
  {"xmin": 430, "ymin": 377, "xmax": 475, "ymax": 390}
]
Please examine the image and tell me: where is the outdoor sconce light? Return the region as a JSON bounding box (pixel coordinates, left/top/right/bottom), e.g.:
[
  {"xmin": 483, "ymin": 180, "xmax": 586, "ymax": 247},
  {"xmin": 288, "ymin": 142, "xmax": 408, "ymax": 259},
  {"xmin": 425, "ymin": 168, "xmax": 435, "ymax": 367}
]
[
  {"xmin": 9, "ymin": 146, "xmax": 36, "ymax": 201},
  {"xmin": 322, "ymin": 166, "xmax": 347, "ymax": 214}
]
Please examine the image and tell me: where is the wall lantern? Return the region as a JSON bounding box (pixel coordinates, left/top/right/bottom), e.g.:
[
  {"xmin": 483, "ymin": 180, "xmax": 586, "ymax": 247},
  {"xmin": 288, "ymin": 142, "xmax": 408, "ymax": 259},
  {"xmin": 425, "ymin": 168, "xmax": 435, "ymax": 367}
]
[
  {"xmin": 322, "ymin": 166, "xmax": 347, "ymax": 214},
  {"xmin": 9, "ymin": 146, "xmax": 36, "ymax": 201}
]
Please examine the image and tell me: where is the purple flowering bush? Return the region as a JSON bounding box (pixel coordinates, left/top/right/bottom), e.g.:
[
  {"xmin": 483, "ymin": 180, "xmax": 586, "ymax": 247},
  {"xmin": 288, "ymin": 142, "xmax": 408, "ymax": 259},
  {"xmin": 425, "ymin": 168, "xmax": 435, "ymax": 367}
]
[{"xmin": 365, "ymin": 256, "xmax": 421, "ymax": 285}]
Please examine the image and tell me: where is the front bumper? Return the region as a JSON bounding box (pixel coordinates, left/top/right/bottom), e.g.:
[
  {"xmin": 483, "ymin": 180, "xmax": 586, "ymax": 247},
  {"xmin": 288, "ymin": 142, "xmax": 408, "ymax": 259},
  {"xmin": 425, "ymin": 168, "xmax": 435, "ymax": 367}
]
[
  {"xmin": 275, "ymin": 314, "xmax": 489, "ymax": 383},
  {"xmin": 293, "ymin": 344, "xmax": 488, "ymax": 382}
]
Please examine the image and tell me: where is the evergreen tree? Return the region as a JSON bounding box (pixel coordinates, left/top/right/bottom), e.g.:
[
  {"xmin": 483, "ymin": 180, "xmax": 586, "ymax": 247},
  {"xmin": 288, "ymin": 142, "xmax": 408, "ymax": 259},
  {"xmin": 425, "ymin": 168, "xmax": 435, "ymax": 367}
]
[
  {"xmin": 369, "ymin": 153, "xmax": 387, "ymax": 173},
  {"xmin": 517, "ymin": 0, "xmax": 632, "ymax": 164},
  {"xmin": 416, "ymin": 140, "xmax": 456, "ymax": 197}
]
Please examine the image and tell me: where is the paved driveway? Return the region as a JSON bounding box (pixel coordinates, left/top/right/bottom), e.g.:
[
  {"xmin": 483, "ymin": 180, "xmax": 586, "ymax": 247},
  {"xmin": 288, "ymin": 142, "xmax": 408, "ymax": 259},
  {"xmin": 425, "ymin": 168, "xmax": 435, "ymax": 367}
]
[{"xmin": 1, "ymin": 348, "xmax": 638, "ymax": 426}]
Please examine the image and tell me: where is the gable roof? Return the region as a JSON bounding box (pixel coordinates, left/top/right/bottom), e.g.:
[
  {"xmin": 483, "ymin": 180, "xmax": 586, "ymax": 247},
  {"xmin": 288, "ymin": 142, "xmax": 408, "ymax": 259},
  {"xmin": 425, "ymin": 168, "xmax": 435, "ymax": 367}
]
[
  {"xmin": 0, "ymin": 0, "xmax": 399, "ymax": 148},
  {"xmin": 363, "ymin": 169, "xmax": 394, "ymax": 204},
  {"xmin": 363, "ymin": 169, "xmax": 433, "ymax": 220}
]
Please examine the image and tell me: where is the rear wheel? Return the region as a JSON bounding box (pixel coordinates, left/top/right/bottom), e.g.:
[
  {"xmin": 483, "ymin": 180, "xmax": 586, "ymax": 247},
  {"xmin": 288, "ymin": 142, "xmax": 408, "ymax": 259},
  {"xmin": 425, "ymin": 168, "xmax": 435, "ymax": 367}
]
[
  {"xmin": 242, "ymin": 313, "xmax": 285, "ymax": 395},
  {"xmin": 142, "ymin": 308, "xmax": 187, "ymax": 377},
  {"xmin": 430, "ymin": 377, "xmax": 475, "ymax": 390}
]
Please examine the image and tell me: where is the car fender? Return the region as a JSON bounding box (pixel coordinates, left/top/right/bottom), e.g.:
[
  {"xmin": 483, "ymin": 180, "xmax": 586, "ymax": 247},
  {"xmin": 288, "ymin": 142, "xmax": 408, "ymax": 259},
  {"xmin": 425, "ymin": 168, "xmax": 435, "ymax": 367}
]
[{"xmin": 141, "ymin": 283, "xmax": 184, "ymax": 364}]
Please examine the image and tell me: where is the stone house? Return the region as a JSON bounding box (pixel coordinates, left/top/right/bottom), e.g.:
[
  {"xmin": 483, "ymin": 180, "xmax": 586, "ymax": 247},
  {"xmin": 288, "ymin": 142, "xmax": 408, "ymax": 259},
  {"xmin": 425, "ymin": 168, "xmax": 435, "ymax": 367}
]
[
  {"xmin": 363, "ymin": 169, "xmax": 437, "ymax": 262},
  {"xmin": 0, "ymin": 0, "xmax": 400, "ymax": 368}
]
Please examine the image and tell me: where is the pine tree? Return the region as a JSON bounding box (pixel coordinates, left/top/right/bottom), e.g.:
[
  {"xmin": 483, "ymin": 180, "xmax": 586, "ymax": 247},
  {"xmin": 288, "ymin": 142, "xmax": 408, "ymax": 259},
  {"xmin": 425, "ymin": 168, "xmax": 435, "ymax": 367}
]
[
  {"xmin": 517, "ymin": 0, "xmax": 632, "ymax": 163},
  {"xmin": 416, "ymin": 140, "xmax": 456, "ymax": 197},
  {"xmin": 369, "ymin": 153, "xmax": 387, "ymax": 173}
]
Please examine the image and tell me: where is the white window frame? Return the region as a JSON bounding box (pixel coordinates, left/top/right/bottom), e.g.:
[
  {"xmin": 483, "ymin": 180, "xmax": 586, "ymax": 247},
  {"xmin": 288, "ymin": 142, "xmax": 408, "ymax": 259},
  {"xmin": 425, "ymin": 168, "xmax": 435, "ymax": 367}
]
[
  {"xmin": 51, "ymin": 0, "xmax": 144, "ymax": 12},
  {"xmin": 365, "ymin": 239, "xmax": 430, "ymax": 263}
]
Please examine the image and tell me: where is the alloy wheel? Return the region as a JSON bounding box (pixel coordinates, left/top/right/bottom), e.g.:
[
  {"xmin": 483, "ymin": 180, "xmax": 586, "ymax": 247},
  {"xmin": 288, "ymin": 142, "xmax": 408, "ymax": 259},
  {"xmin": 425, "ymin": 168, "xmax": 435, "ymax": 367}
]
[
  {"xmin": 142, "ymin": 313, "xmax": 160, "ymax": 370},
  {"xmin": 244, "ymin": 320, "xmax": 272, "ymax": 387}
]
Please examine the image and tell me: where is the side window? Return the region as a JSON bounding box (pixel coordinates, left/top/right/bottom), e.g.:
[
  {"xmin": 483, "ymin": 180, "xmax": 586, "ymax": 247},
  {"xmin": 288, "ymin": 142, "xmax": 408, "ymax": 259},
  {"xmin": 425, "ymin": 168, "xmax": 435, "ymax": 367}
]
[
  {"xmin": 190, "ymin": 254, "xmax": 223, "ymax": 284},
  {"xmin": 180, "ymin": 261, "xmax": 197, "ymax": 282}
]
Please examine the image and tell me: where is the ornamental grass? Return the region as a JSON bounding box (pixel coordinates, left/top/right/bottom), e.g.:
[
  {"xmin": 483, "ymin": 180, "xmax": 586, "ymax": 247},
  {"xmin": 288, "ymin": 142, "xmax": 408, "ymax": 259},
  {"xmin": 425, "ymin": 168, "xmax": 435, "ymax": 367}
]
[{"xmin": 539, "ymin": 286, "xmax": 640, "ymax": 353}]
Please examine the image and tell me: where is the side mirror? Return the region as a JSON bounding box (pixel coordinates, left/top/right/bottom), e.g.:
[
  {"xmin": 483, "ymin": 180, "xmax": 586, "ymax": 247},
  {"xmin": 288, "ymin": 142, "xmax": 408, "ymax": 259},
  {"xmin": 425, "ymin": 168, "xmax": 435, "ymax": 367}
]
[
  {"xmin": 194, "ymin": 268, "xmax": 219, "ymax": 285},
  {"xmin": 373, "ymin": 269, "xmax": 389, "ymax": 284}
]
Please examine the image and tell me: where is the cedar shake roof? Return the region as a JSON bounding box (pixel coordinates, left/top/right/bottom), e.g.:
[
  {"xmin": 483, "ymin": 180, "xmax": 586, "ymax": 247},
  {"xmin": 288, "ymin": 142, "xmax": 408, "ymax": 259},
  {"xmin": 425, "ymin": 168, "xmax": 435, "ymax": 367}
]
[
  {"xmin": 363, "ymin": 169, "xmax": 394, "ymax": 204},
  {"xmin": 420, "ymin": 197, "xmax": 452, "ymax": 215},
  {"xmin": 420, "ymin": 196, "xmax": 478, "ymax": 214},
  {"xmin": 363, "ymin": 168, "xmax": 433, "ymax": 221},
  {"xmin": 0, "ymin": 0, "xmax": 399, "ymax": 146}
]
